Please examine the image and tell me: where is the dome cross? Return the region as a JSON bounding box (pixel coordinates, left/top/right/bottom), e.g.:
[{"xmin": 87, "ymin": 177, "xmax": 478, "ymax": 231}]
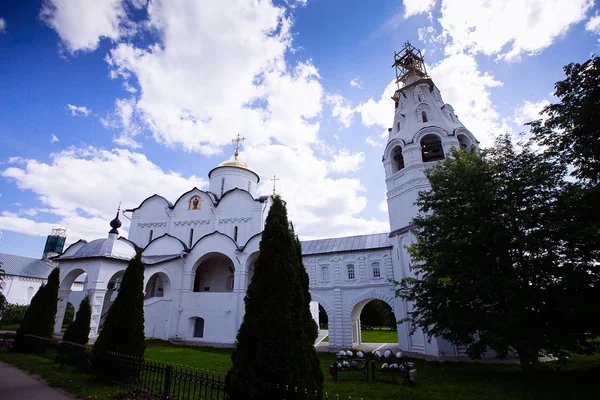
[{"xmin": 231, "ymin": 134, "xmax": 245, "ymax": 160}]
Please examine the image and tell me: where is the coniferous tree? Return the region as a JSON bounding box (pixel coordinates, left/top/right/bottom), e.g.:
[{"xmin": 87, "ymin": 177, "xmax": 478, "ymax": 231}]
[
  {"xmin": 226, "ymin": 196, "xmax": 323, "ymax": 399},
  {"xmin": 14, "ymin": 267, "xmax": 60, "ymax": 352},
  {"xmin": 93, "ymin": 252, "xmax": 146, "ymax": 382},
  {"xmin": 63, "ymin": 296, "xmax": 92, "ymax": 344}
]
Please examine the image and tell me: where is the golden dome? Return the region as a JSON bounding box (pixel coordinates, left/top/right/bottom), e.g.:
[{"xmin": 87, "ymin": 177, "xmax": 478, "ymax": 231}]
[{"xmin": 217, "ymin": 158, "xmax": 252, "ymax": 170}]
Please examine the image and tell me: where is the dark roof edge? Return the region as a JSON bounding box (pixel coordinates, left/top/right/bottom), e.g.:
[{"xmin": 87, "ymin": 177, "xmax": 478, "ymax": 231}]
[
  {"xmin": 388, "ymin": 224, "xmax": 417, "ymax": 238},
  {"xmin": 302, "ymin": 245, "xmax": 392, "ymax": 257}
]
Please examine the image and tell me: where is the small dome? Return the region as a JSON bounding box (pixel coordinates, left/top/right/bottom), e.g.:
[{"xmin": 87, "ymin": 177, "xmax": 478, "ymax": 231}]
[
  {"xmin": 67, "ymin": 237, "xmax": 136, "ymax": 261},
  {"xmin": 217, "ymin": 159, "xmax": 253, "ymax": 170}
]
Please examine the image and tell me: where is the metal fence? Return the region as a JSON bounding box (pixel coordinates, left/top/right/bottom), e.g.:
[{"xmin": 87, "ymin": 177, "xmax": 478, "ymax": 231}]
[{"xmin": 2, "ymin": 334, "xmax": 372, "ymax": 400}]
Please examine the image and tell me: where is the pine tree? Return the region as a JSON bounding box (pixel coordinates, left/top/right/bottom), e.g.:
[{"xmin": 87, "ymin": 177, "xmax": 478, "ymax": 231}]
[
  {"xmin": 226, "ymin": 196, "xmax": 323, "ymax": 399},
  {"xmin": 14, "ymin": 267, "xmax": 60, "ymax": 352},
  {"xmin": 63, "ymin": 295, "xmax": 92, "ymax": 344},
  {"xmin": 93, "ymin": 252, "xmax": 146, "ymax": 382}
]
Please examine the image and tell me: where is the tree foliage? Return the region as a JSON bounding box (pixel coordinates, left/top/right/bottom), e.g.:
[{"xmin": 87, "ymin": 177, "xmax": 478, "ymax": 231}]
[
  {"xmin": 14, "ymin": 267, "xmax": 60, "ymax": 352},
  {"xmin": 396, "ymin": 138, "xmax": 599, "ymax": 370},
  {"xmin": 0, "ymin": 304, "xmax": 28, "ymax": 327},
  {"xmin": 63, "ymin": 296, "xmax": 92, "ymax": 345},
  {"xmin": 93, "ymin": 252, "xmax": 146, "ymax": 381},
  {"xmin": 226, "ymin": 196, "xmax": 323, "ymax": 399},
  {"xmin": 360, "ymin": 300, "xmax": 395, "ymax": 330}
]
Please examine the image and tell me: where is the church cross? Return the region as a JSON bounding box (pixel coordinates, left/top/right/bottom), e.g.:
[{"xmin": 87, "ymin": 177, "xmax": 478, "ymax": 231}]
[
  {"xmin": 232, "ymin": 134, "xmax": 245, "ymax": 159},
  {"xmin": 270, "ymin": 175, "xmax": 279, "ymax": 196}
]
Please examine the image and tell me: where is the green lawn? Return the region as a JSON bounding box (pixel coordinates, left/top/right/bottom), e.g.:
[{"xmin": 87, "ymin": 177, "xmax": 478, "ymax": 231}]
[
  {"xmin": 0, "ymin": 324, "xmax": 20, "ymax": 331},
  {"xmin": 320, "ymin": 329, "xmax": 398, "ymax": 343},
  {"xmin": 1, "ymin": 341, "xmax": 600, "ymax": 399}
]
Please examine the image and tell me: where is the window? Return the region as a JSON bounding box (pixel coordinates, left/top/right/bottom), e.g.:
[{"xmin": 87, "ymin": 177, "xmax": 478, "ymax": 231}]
[
  {"xmin": 347, "ymin": 264, "xmax": 355, "ymax": 280},
  {"xmin": 417, "ymin": 94, "xmax": 422, "ymax": 102},
  {"xmin": 421, "ymin": 134, "xmax": 445, "ymax": 162},
  {"xmin": 372, "ymin": 262, "xmax": 381, "ymax": 278},
  {"xmin": 247, "ymin": 181, "xmax": 251, "ymax": 192},
  {"xmin": 193, "ymin": 317, "xmax": 204, "ymax": 338},
  {"xmin": 27, "ymin": 286, "xmax": 34, "ymax": 301},
  {"xmin": 189, "ymin": 228, "xmax": 194, "ymax": 248},
  {"xmin": 234, "ymin": 226, "xmax": 238, "ymax": 242},
  {"xmin": 421, "ymin": 111, "xmax": 428, "ymax": 123},
  {"xmin": 221, "ymin": 177, "xmax": 225, "ymax": 196},
  {"xmin": 396, "ymin": 121, "xmax": 400, "ymax": 131},
  {"xmin": 321, "ymin": 266, "xmax": 329, "ymax": 282},
  {"xmin": 392, "ymin": 146, "xmax": 404, "ymax": 173},
  {"xmin": 149, "ymin": 229, "xmax": 153, "ymax": 243},
  {"xmin": 448, "ymin": 112, "xmax": 455, "ymax": 122},
  {"xmin": 458, "ymin": 134, "xmax": 472, "ymax": 151}
]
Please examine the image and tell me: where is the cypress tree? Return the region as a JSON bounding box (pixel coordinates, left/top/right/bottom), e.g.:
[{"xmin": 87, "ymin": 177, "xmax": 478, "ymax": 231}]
[
  {"xmin": 14, "ymin": 267, "xmax": 60, "ymax": 352},
  {"xmin": 226, "ymin": 196, "xmax": 323, "ymax": 399},
  {"xmin": 63, "ymin": 295, "xmax": 92, "ymax": 344},
  {"xmin": 93, "ymin": 252, "xmax": 146, "ymax": 382}
]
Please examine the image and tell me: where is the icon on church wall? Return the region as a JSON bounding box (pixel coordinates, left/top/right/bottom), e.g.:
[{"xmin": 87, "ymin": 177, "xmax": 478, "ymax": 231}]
[{"xmin": 189, "ymin": 195, "xmax": 202, "ymax": 210}]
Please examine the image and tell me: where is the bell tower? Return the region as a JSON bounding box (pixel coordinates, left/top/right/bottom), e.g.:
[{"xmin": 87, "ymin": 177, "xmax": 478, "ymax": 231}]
[{"xmin": 383, "ymin": 42, "xmax": 479, "ymax": 234}]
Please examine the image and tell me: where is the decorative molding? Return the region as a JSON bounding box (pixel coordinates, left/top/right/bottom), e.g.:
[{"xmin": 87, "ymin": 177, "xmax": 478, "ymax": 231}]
[
  {"xmin": 387, "ymin": 178, "xmax": 430, "ymax": 199},
  {"xmin": 219, "ymin": 217, "xmax": 252, "ymax": 223},
  {"xmin": 138, "ymin": 222, "xmax": 167, "ymax": 228},
  {"xmin": 174, "ymin": 219, "xmax": 211, "ymax": 226},
  {"xmin": 411, "ymin": 126, "xmax": 449, "ymax": 144}
]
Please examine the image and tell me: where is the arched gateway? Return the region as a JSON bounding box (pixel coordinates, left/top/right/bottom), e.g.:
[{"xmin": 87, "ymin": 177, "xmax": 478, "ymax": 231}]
[{"xmin": 53, "ymin": 43, "xmax": 478, "ymax": 359}]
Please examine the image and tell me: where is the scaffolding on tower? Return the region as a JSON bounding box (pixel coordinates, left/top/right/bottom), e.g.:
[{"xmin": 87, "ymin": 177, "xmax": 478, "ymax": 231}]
[
  {"xmin": 391, "ymin": 42, "xmax": 433, "ymax": 103},
  {"xmin": 43, "ymin": 227, "xmax": 67, "ymax": 260}
]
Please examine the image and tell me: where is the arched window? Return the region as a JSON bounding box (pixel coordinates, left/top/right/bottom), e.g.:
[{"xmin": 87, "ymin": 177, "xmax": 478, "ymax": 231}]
[
  {"xmin": 396, "ymin": 121, "xmax": 400, "ymax": 131},
  {"xmin": 149, "ymin": 229, "xmax": 153, "ymax": 243},
  {"xmin": 321, "ymin": 266, "xmax": 329, "ymax": 282},
  {"xmin": 233, "ymin": 226, "xmax": 238, "ymax": 242},
  {"xmin": 226, "ymin": 275, "xmax": 234, "ymax": 291},
  {"xmin": 421, "ymin": 111, "xmax": 428, "ymax": 123},
  {"xmin": 417, "ymin": 93, "xmax": 422, "ymax": 102},
  {"xmin": 189, "ymin": 228, "xmax": 194, "ymax": 248},
  {"xmin": 27, "ymin": 286, "xmax": 34, "ymax": 301},
  {"xmin": 347, "ymin": 264, "xmax": 355, "ymax": 280},
  {"xmin": 221, "ymin": 177, "xmax": 225, "ymax": 196},
  {"xmin": 448, "ymin": 112, "xmax": 455, "ymax": 122},
  {"xmin": 421, "ymin": 134, "xmax": 445, "ymax": 162},
  {"xmin": 391, "ymin": 146, "xmax": 404, "ymax": 173},
  {"xmin": 457, "ymin": 134, "xmax": 472, "ymax": 151},
  {"xmin": 371, "ymin": 262, "xmax": 381, "ymax": 278},
  {"xmin": 193, "ymin": 317, "xmax": 204, "ymax": 338}
]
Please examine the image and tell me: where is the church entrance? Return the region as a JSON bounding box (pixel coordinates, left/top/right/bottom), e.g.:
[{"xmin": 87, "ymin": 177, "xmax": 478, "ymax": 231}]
[
  {"xmin": 192, "ymin": 252, "xmax": 235, "ymax": 292},
  {"xmin": 350, "ymin": 298, "xmax": 397, "ymax": 347}
]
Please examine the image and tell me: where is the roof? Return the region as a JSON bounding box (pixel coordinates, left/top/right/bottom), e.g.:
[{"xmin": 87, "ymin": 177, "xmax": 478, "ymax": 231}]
[
  {"xmin": 142, "ymin": 254, "xmax": 183, "ymax": 265},
  {"xmin": 0, "ymin": 253, "xmax": 54, "ymax": 279},
  {"xmin": 56, "ymin": 237, "xmax": 136, "ymax": 261},
  {"xmin": 300, "ymin": 233, "xmax": 392, "ymax": 256}
]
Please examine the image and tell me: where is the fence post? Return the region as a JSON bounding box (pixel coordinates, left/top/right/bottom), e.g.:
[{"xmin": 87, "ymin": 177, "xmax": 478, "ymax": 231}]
[{"xmin": 163, "ymin": 365, "xmax": 172, "ymax": 400}]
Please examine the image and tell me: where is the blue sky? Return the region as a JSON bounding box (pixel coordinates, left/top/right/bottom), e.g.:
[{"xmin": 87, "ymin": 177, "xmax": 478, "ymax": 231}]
[{"xmin": 1, "ymin": 0, "xmax": 599, "ymax": 258}]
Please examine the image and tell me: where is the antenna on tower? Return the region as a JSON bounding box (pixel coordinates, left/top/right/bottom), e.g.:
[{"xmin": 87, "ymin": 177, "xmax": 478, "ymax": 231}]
[{"xmin": 391, "ymin": 42, "xmax": 430, "ymax": 103}]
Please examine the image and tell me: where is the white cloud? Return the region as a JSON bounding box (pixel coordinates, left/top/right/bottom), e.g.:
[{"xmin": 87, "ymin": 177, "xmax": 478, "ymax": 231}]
[
  {"xmin": 365, "ymin": 136, "xmax": 384, "ymax": 148},
  {"xmin": 327, "ymin": 150, "xmax": 365, "ymax": 173},
  {"xmin": 67, "ymin": 104, "xmax": 91, "ymax": 116},
  {"xmin": 436, "ymin": 0, "xmax": 594, "ymax": 61},
  {"xmin": 40, "ymin": 0, "xmax": 127, "ymax": 53},
  {"xmin": 350, "ymin": 77, "xmax": 362, "ymax": 89},
  {"xmin": 513, "ymin": 99, "xmax": 550, "ymax": 126},
  {"xmin": 378, "ymin": 198, "xmax": 388, "ymax": 213},
  {"xmin": 325, "ymin": 94, "xmax": 354, "ymax": 128},
  {"xmin": 103, "ymin": 0, "xmax": 324, "ymax": 155},
  {"xmin": 50, "ymin": 134, "xmax": 60, "ymax": 143},
  {"xmin": 1, "ymin": 146, "xmax": 205, "ymax": 241},
  {"xmin": 0, "ymin": 17, "xmax": 6, "ymax": 34},
  {"xmin": 403, "ymin": 0, "xmax": 437, "ymax": 18},
  {"xmin": 104, "ymin": 98, "xmax": 142, "ymax": 149},
  {"xmin": 354, "ymin": 80, "xmax": 396, "ymax": 128},
  {"xmin": 586, "ymin": 13, "xmax": 600, "ymax": 34},
  {"xmin": 428, "ymin": 53, "xmax": 505, "ymax": 147}
]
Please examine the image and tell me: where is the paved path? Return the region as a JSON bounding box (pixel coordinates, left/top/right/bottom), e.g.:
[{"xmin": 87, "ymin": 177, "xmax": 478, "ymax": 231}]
[{"xmin": 0, "ymin": 362, "xmax": 75, "ymax": 400}]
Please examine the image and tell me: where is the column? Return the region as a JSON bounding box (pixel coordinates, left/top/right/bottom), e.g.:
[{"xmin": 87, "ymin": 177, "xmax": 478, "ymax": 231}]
[
  {"xmin": 87, "ymin": 288, "xmax": 107, "ymax": 336},
  {"xmin": 53, "ymin": 289, "xmax": 71, "ymax": 335}
]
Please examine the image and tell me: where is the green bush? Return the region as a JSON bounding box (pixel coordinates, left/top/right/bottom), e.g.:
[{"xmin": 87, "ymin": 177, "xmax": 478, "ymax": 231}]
[{"xmin": 0, "ymin": 303, "xmax": 29, "ymax": 327}]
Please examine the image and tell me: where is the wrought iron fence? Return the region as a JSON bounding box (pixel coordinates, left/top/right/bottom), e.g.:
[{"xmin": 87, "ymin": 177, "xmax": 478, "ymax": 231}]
[{"xmin": 12, "ymin": 335, "xmax": 372, "ymax": 400}]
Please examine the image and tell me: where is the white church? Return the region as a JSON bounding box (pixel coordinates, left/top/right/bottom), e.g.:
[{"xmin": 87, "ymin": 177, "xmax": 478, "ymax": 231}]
[{"xmin": 45, "ymin": 44, "xmax": 479, "ymax": 358}]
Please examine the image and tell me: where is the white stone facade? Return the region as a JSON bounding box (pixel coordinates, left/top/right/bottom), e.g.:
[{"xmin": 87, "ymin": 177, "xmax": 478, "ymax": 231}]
[{"xmin": 51, "ymin": 45, "xmax": 479, "ymax": 359}]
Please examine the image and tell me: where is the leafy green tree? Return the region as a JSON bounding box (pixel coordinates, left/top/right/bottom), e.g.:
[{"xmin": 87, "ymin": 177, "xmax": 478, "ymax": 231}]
[
  {"xmin": 361, "ymin": 300, "xmax": 395, "ymax": 330},
  {"xmin": 226, "ymin": 196, "xmax": 323, "ymax": 399},
  {"xmin": 62, "ymin": 302, "xmax": 75, "ymax": 326},
  {"xmin": 63, "ymin": 296, "xmax": 92, "ymax": 344},
  {"xmin": 0, "ymin": 304, "xmax": 28, "ymax": 328},
  {"xmin": 396, "ymin": 138, "xmax": 599, "ymax": 370},
  {"xmin": 14, "ymin": 267, "xmax": 60, "ymax": 352},
  {"xmin": 93, "ymin": 252, "xmax": 146, "ymax": 381}
]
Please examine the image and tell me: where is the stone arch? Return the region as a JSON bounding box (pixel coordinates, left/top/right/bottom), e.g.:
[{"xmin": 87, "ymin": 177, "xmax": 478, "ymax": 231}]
[
  {"xmin": 453, "ymin": 127, "xmax": 478, "ymax": 147},
  {"xmin": 191, "ymin": 251, "xmax": 236, "ymax": 292},
  {"xmin": 383, "ymin": 138, "xmax": 406, "ymax": 161},
  {"xmin": 390, "ymin": 146, "xmax": 405, "ymax": 173},
  {"xmin": 416, "ymin": 103, "xmax": 432, "ymax": 123},
  {"xmin": 421, "ymin": 133, "xmax": 445, "ymax": 162},
  {"xmin": 245, "ymin": 251, "xmax": 260, "ymax": 289},
  {"xmin": 412, "ymin": 126, "xmax": 449, "ymax": 144},
  {"xmin": 144, "ymin": 270, "xmax": 172, "ymax": 299},
  {"xmin": 344, "ymin": 289, "xmax": 396, "ymax": 346},
  {"xmin": 59, "ymin": 267, "xmax": 88, "ymax": 291},
  {"xmin": 310, "ymin": 293, "xmax": 334, "ymax": 322}
]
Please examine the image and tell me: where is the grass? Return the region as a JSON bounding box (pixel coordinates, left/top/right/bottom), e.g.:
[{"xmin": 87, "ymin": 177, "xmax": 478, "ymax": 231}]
[
  {"xmin": 0, "ymin": 323, "xmax": 20, "ymax": 331},
  {"xmin": 320, "ymin": 329, "xmax": 398, "ymax": 343},
  {"xmin": 1, "ymin": 340, "xmax": 600, "ymax": 399}
]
